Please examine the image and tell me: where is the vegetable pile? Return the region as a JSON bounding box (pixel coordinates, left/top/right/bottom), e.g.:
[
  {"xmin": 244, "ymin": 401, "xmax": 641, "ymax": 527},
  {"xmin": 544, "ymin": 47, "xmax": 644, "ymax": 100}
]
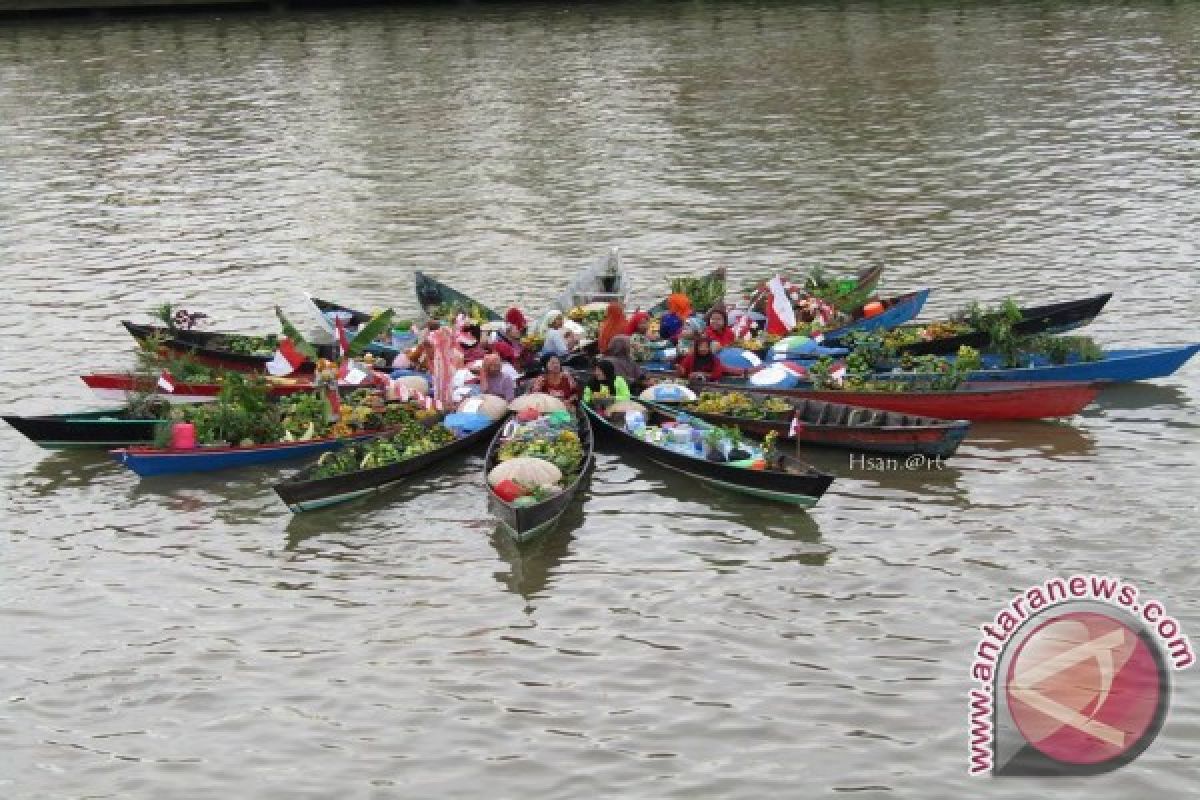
[
  {"xmin": 311, "ymin": 419, "xmax": 457, "ymax": 479},
  {"xmin": 684, "ymin": 392, "xmax": 792, "ymax": 419},
  {"xmin": 491, "ymin": 413, "xmax": 585, "ymax": 504}
]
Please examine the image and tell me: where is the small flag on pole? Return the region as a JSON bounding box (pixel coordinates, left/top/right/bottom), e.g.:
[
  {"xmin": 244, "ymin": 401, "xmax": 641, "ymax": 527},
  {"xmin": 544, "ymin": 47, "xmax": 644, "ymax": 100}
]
[
  {"xmin": 266, "ymin": 338, "xmax": 306, "ymax": 376},
  {"xmin": 788, "ymin": 413, "xmax": 803, "ymax": 438},
  {"xmin": 335, "ymin": 316, "xmax": 351, "ymax": 361},
  {"xmin": 157, "ymin": 370, "xmax": 175, "ymax": 393}
]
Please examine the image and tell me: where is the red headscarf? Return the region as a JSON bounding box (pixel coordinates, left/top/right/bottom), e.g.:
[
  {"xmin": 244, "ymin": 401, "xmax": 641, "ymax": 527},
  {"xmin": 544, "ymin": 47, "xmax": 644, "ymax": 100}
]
[
  {"xmin": 624, "ymin": 310, "xmax": 650, "ymax": 336},
  {"xmin": 504, "ymin": 307, "xmax": 527, "ymax": 333},
  {"xmin": 597, "ymin": 302, "xmax": 626, "ymax": 354}
]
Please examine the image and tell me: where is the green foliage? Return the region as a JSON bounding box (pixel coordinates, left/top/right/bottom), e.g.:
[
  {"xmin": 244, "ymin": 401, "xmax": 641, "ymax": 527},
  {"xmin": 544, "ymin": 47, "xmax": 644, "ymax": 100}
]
[
  {"xmin": 349, "ymin": 309, "xmax": 395, "ymax": 356},
  {"xmin": 804, "ymin": 266, "xmax": 875, "ymax": 312},
  {"xmin": 1020, "ymin": 334, "xmax": 1103, "ymax": 365},
  {"xmin": 311, "ymin": 422, "xmax": 456, "ymax": 479},
  {"xmin": 962, "ymin": 297, "xmax": 1025, "ymax": 366},
  {"xmin": 274, "ymin": 306, "xmax": 319, "ymax": 360},
  {"xmin": 843, "ymin": 331, "xmax": 895, "ymax": 372},
  {"xmin": 669, "ymin": 271, "xmax": 726, "ymax": 312},
  {"xmin": 955, "ymin": 345, "xmax": 983, "ymax": 373},
  {"xmin": 152, "ymin": 303, "xmax": 177, "ymax": 330},
  {"xmin": 222, "ymin": 333, "xmax": 278, "ymax": 355}
]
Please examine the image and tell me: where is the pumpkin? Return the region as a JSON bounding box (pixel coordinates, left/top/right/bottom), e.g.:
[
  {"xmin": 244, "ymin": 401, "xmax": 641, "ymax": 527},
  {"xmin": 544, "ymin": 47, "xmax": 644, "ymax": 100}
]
[
  {"xmin": 393, "ymin": 374, "xmax": 430, "ymax": 396},
  {"xmin": 509, "ymin": 392, "xmax": 567, "ymax": 414},
  {"xmin": 487, "ymin": 456, "xmax": 562, "ymax": 489},
  {"xmin": 461, "ymin": 393, "xmax": 508, "ymax": 420}
]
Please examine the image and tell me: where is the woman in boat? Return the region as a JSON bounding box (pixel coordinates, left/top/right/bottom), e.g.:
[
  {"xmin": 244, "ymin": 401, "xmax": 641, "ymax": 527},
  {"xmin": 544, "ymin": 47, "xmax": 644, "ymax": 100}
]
[
  {"xmin": 582, "ymin": 358, "xmax": 631, "ymax": 404},
  {"xmin": 658, "ymin": 293, "xmax": 692, "ymax": 342},
  {"xmin": 458, "ymin": 324, "xmax": 486, "ymax": 363},
  {"xmin": 504, "ymin": 307, "xmax": 528, "ymax": 336},
  {"xmin": 701, "ymin": 308, "xmax": 736, "ymax": 350},
  {"xmin": 604, "ymin": 335, "xmax": 645, "ymax": 392},
  {"xmin": 540, "ymin": 312, "xmax": 571, "ymax": 358},
  {"xmin": 597, "ymin": 302, "xmax": 627, "ymax": 354},
  {"xmin": 478, "ymin": 353, "xmax": 516, "ymax": 402},
  {"xmin": 675, "ymin": 337, "xmax": 742, "ymax": 383},
  {"xmin": 491, "ymin": 320, "xmax": 530, "ymax": 370},
  {"xmin": 450, "ymin": 350, "xmax": 479, "ymax": 403},
  {"xmin": 530, "ymin": 354, "xmax": 580, "ymax": 405}
]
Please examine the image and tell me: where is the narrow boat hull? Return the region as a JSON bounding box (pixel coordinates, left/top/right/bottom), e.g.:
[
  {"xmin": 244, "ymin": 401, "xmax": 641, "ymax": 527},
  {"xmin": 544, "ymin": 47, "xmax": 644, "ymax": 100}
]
[
  {"xmin": 485, "ymin": 412, "xmax": 595, "ymax": 543},
  {"xmin": 111, "ymin": 430, "xmax": 387, "ymax": 477},
  {"xmin": 966, "ymin": 345, "xmax": 1200, "ymax": 384},
  {"xmin": 584, "ymin": 404, "xmax": 834, "ymax": 507},
  {"xmin": 414, "ymin": 271, "xmax": 502, "ymax": 321},
  {"xmin": 820, "ymin": 288, "xmax": 931, "ymax": 339},
  {"xmin": 81, "ymin": 373, "xmax": 322, "ymax": 404},
  {"xmin": 554, "ymin": 248, "xmax": 630, "ymax": 312},
  {"xmin": 896, "ymin": 292, "xmax": 1113, "ymax": 356},
  {"xmin": 675, "ymin": 401, "xmax": 970, "ymax": 458},
  {"xmin": 274, "ymin": 418, "xmax": 505, "ymax": 512},
  {"xmin": 731, "ymin": 381, "xmax": 1101, "ymax": 421},
  {"xmin": 3, "ymin": 408, "xmax": 161, "ymax": 449}
]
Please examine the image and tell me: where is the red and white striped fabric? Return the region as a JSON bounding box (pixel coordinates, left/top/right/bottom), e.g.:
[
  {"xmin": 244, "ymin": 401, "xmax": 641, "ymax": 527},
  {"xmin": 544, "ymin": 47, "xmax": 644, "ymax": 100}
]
[
  {"xmin": 764, "ymin": 275, "xmax": 797, "ymax": 335},
  {"xmin": 157, "ymin": 370, "xmax": 175, "ymax": 393}
]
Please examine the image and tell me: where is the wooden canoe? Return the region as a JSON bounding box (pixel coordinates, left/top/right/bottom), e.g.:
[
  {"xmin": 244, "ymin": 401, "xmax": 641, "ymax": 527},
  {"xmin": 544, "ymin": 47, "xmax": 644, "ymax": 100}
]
[
  {"xmin": 893, "ymin": 292, "xmax": 1114, "ymax": 356},
  {"xmin": 111, "ymin": 424, "xmax": 403, "ymax": 478},
  {"xmin": 726, "ymin": 380, "xmax": 1101, "ymax": 421},
  {"xmin": 3, "ymin": 408, "xmax": 162, "ymax": 449},
  {"xmin": 80, "ymin": 372, "xmax": 338, "ymax": 404},
  {"xmin": 414, "ymin": 271, "xmax": 502, "ymax": 321},
  {"xmin": 274, "ymin": 417, "xmax": 505, "ymax": 512},
  {"xmin": 583, "ymin": 402, "xmax": 834, "ymax": 508},
  {"xmin": 670, "ymin": 395, "xmax": 970, "ymax": 458},
  {"xmin": 553, "ymin": 247, "xmax": 630, "ymax": 312},
  {"xmin": 484, "ymin": 411, "xmax": 595, "ymax": 543},
  {"xmin": 965, "ymin": 344, "xmax": 1200, "ymax": 384}
]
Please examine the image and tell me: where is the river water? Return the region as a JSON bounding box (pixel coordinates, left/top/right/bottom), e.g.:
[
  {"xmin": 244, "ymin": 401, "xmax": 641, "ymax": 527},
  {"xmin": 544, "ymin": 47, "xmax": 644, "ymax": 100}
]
[{"xmin": 1, "ymin": 2, "xmax": 1197, "ymax": 798}]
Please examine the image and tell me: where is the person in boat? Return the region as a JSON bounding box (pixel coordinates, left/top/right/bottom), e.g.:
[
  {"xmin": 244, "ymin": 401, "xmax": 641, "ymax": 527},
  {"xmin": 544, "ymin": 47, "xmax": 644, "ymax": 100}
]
[
  {"xmin": 478, "ymin": 353, "xmax": 516, "ymax": 402},
  {"xmin": 490, "ymin": 319, "xmax": 530, "ymax": 371},
  {"xmin": 458, "ymin": 324, "xmax": 486, "ymax": 363},
  {"xmin": 675, "ymin": 337, "xmax": 741, "ymax": 383},
  {"xmin": 658, "ymin": 293, "xmax": 692, "ymax": 343},
  {"xmin": 530, "ymin": 354, "xmax": 580, "ymax": 405},
  {"xmin": 604, "ymin": 335, "xmax": 646, "ymax": 392},
  {"xmin": 701, "ymin": 308, "xmax": 736, "ymax": 350},
  {"xmin": 624, "ymin": 309, "xmax": 652, "ymax": 361},
  {"xmin": 582, "ymin": 358, "xmax": 631, "ymax": 404},
  {"xmin": 504, "ymin": 306, "xmax": 528, "ymax": 336},
  {"xmin": 450, "ymin": 350, "xmax": 479, "ymax": 402},
  {"xmin": 540, "ymin": 312, "xmax": 572, "ymax": 358},
  {"xmin": 597, "ymin": 301, "xmax": 627, "ymax": 354}
]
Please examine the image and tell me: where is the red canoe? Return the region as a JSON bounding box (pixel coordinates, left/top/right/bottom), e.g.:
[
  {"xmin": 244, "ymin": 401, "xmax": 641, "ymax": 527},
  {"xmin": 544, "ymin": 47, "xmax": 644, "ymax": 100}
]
[
  {"xmin": 737, "ymin": 381, "xmax": 1101, "ymax": 421},
  {"xmin": 81, "ymin": 373, "xmax": 323, "ymax": 404}
]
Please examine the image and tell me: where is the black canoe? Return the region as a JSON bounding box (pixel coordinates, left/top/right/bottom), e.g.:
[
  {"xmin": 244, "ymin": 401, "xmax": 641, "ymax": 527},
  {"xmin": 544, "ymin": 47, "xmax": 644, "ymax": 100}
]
[
  {"xmin": 309, "ymin": 297, "xmax": 374, "ymax": 329},
  {"xmin": 666, "ymin": 395, "xmax": 970, "ymax": 458},
  {"xmin": 3, "ymin": 408, "xmax": 162, "ymax": 449},
  {"xmin": 893, "ymin": 292, "xmax": 1112, "ymax": 356},
  {"xmin": 414, "ymin": 271, "xmax": 503, "ymax": 322},
  {"xmin": 583, "ymin": 402, "xmax": 834, "ymax": 508},
  {"xmin": 484, "ymin": 410, "xmax": 595, "ymax": 543},
  {"xmin": 122, "ymin": 320, "xmax": 309, "ymax": 373},
  {"xmin": 273, "ymin": 417, "xmax": 504, "ymax": 512}
]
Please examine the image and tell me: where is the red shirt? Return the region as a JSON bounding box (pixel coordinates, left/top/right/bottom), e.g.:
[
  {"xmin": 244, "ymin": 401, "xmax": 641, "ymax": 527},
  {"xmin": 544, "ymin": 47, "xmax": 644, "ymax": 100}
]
[
  {"xmin": 703, "ymin": 326, "xmax": 736, "ymax": 348},
  {"xmin": 677, "ymin": 352, "xmax": 728, "ymax": 381}
]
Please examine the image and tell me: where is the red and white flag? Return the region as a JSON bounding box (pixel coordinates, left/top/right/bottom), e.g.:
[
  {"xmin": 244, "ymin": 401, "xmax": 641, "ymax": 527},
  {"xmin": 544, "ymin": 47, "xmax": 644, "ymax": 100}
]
[
  {"xmin": 788, "ymin": 413, "xmax": 803, "ymax": 438},
  {"xmin": 764, "ymin": 275, "xmax": 797, "ymax": 335},
  {"xmin": 326, "ymin": 385, "xmax": 341, "ymax": 419},
  {"xmin": 730, "ymin": 310, "xmax": 753, "ymax": 339},
  {"xmin": 830, "ymin": 364, "xmax": 847, "ymax": 386},
  {"xmin": 157, "ymin": 369, "xmax": 175, "ymax": 393},
  {"xmin": 266, "ymin": 338, "xmax": 306, "ymax": 376},
  {"xmin": 335, "ymin": 316, "xmax": 352, "ymax": 361}
]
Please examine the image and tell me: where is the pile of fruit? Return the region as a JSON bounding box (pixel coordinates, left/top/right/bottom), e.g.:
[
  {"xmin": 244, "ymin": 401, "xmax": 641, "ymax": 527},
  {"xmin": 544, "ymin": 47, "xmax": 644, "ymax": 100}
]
[
  {"xmin": 311, "ymin": 418, "xmax": 457, "ymax": 479},
  {"xmin": 566, "ymin": 304, "xmax": 609, "ymax": 339},
  {"xmin": 684, "ymin": 392, "xmax": 793, "ymax": 419},
  {"xmin": 496, "ymin": 419, "xmax": 585, "ymax": 477}
]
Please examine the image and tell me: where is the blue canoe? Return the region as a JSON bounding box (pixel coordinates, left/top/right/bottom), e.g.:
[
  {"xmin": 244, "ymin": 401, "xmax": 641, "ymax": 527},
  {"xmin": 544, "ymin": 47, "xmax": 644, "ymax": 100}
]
[
  {"xmin": 111, "ymin": 429, "xmax": 386, "ymax": 477},
  {"xmin": 960, "ymin": 344, "xmax": 1200, "ymax": 384},
  {"xmin": 821, "ymin": 288, "xmax": 931, "ymax": 340}
]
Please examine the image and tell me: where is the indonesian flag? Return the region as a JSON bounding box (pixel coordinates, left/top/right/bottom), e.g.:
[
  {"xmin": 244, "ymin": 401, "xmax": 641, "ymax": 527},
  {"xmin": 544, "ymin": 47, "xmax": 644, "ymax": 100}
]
[
  {"xmin": 157, "ymin": 370, "xmax": 175, "ymax": 393},
  {"xmin": 788, "ymin": 413, "xmax": 803, "ymax": 437},
  {"xmin": 764, "ymin": 275, "xmax": 797, "ymax": 335},
  {"xmin": 326, "ymin": 385, "xmax": 341, "ymax": 418},
  {"xmin": 338, "ymin": 361, "xmax": 368, "ymax": 386},
  {"xmin": 266, "ymin": 338, "xmax": 306, "ymax": 376},
  {"xmin": 830, "ymin": 364, "xmax": 847, "ymax": 386},
  {"xmin": 335, "ymin": 316, "xmax": 352, "ymax": 361}
]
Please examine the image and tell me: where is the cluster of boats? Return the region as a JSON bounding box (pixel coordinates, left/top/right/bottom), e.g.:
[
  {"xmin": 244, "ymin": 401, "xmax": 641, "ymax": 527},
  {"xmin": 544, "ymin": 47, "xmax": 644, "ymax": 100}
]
[{"xmin": 4, "ymin": 249, "xmax": 1196, "ymax": 542}]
